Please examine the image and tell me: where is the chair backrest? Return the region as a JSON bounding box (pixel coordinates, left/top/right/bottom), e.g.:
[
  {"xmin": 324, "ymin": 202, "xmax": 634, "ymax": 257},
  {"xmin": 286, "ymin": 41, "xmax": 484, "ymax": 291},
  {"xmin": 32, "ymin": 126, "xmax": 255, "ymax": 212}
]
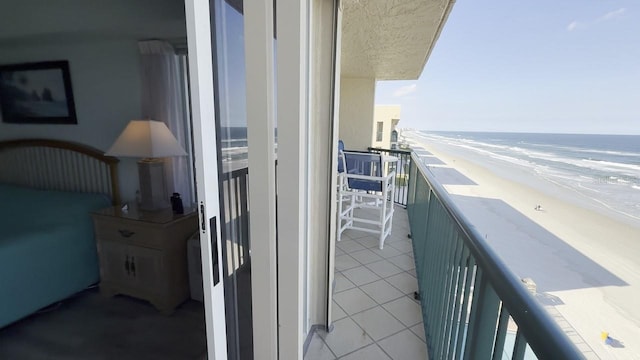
[
  {"xmin": 337, "ymin": 140, "xmax": 345, "ymax": 173},
  {"xmin": 342, "ymin": 151, "xmax": 383, "ymax": 192}
]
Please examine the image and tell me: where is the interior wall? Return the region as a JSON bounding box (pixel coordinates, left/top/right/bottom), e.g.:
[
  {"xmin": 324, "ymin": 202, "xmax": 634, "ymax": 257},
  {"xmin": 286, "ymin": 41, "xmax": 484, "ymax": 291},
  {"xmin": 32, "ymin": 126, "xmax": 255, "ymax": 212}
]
[
  {"xmin": 0, "ymin": 0, "xmax": 186, "ymax": 41},
  {"xmin": 0, "ymin": 39, "xmax": 142, "ymax": 202},
  {"xmin": 0, "ymin": 0, "xmax": 187, "ymax": 204},
  {"xmin": 337, "ymin": 77, "xmax": 376, "ymax": 151}
]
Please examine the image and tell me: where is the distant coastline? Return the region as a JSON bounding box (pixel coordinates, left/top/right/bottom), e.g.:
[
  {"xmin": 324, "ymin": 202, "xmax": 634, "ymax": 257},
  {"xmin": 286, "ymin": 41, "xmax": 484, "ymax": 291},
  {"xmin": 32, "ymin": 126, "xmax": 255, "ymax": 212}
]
[{"xmin": 411, "ymin": 130, "xmax": 640, "ymax": 226}]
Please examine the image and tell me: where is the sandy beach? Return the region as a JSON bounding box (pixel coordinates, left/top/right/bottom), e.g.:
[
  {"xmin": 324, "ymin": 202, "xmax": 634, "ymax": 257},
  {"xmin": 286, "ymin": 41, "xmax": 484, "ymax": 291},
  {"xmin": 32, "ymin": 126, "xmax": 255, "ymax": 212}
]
[{"xmin": 406, "ymin": 133, "xmax": 640, "ymax": 360}]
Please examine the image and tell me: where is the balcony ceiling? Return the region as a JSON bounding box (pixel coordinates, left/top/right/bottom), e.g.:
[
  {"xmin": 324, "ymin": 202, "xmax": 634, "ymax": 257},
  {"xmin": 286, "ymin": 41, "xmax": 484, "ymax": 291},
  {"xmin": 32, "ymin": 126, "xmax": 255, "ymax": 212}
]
[{"xmin": 341, "ymin": 0, "xmax": 455, "ymax": 80}]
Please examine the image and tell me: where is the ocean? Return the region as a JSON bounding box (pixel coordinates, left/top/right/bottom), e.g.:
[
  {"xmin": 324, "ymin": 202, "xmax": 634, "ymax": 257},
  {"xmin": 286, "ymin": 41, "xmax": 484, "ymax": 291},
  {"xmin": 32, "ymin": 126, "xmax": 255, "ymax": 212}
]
[{"xmin": 413, "ymin": 131, "xmax": 640, "ymax": 222}]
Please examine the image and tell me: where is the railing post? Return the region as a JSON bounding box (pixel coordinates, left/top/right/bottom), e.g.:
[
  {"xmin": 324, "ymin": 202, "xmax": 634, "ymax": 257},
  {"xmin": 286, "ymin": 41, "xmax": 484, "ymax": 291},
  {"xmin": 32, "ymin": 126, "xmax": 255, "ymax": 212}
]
[
  {"xmin": 454, "ymin": 257, "xmax": 476, "ymax": 359},
  {"xmin": 448, "ymin": 246, "xmax": 471, "ymax": 359},
  {"xmin": 492, "ymin": 306, "xmax": 510, "ymax": 360},
  {"xmin": 407, "ymin": 154, "xmax": 418, "ymax": 216},
  {"xmin": 464, "ymin": 269, "xmax": 501, "ymax": 359},
  {"xmin": 431, "ymin": 208, "xmax": 452, "ymax": 356},
  {"xmin": 438, "ymin": 235, "xmax": 464, "ymax": 359},
  {"xmin": 512, "ymin": 331, "xmax": 528, "ymax": 359}
]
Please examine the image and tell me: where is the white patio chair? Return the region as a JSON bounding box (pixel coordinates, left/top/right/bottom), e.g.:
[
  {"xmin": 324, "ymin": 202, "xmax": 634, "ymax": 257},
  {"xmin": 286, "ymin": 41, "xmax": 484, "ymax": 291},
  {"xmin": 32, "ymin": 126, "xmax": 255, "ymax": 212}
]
[{"xmin": 337, "ymin": 151, "xmax": 395, "ymax": 249}]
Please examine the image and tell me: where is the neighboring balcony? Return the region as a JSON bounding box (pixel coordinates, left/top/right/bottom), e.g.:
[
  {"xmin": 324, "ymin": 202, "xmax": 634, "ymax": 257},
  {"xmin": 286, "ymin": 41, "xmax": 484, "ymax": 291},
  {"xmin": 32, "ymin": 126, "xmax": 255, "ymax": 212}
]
[{"xmin": 306, "ymin": 150, "xmax": 584, "ymax": 360}]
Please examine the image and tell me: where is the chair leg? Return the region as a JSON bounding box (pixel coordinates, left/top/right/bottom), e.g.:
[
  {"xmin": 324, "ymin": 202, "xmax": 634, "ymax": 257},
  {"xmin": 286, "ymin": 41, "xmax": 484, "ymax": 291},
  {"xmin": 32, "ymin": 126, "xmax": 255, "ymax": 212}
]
[
  {"xmin": 387, "ymin": 186, "xmax": 395, "ymax": 237},
  {"xmin": 349, "ymin": 193, "xmax": 355, "ymax": 225},
  {"xmin": 337, "ymin": 191, "xmax": 343, "ymax": 242},
  {"xmin": 379, "ymin": 195, "xmax": 387, "ymax": 250},
  {"xmin": 387, "ymin": 200, "xmax": 393, "ymax": 235}
]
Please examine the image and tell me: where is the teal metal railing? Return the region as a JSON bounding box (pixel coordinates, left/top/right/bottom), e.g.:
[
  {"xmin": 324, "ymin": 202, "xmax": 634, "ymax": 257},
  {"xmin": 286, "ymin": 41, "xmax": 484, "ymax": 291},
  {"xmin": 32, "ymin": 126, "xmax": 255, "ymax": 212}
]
[
  {"xmin": 407, "ymin": 152, "xmax": 584, "ymax": 360},
  {"xmin": 368, "ymin": 147, "xmax": 412, "ymax": 207}
]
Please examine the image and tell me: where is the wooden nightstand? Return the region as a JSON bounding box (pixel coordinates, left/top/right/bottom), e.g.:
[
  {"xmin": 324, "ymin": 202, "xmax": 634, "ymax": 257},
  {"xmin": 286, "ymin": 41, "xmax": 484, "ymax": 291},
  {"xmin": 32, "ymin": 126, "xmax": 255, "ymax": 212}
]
[{"xmin": 92, "ymin": 205, "xmax": 198, "ymax": 314}]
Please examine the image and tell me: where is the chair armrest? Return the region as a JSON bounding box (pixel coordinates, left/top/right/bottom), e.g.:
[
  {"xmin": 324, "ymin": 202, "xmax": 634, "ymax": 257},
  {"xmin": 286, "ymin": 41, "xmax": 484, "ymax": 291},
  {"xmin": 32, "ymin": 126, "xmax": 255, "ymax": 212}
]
[
  {"xmin": 344, "ymin": 173, "xmax": 385, "ymax": 181},
  {"xmin": 343, "ymin": 171, "xmax": 395, "ymax": 182}
]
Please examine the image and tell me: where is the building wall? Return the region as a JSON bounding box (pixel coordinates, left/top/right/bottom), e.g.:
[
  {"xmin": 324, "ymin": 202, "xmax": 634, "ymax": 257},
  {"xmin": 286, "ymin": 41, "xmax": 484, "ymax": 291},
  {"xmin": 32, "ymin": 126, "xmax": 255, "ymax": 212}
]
[
  {"xmin": 371, "ymin": 105, "xmax": 401, "ymax": 149},
  {"xmin": 338, "ymin": 77, "xmax": 375, "ymax": 151},
  {"xmin": 0, "ymin": 39, "xmax": 142, "ymax": 201}
]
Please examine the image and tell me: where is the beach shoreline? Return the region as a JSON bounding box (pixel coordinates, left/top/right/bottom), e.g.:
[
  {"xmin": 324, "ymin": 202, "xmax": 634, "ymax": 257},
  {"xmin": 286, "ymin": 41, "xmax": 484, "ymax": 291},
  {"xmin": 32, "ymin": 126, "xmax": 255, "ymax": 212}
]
[{"xmin": 406, "ymin": 132, "xmax": 640, "ymax": 360}]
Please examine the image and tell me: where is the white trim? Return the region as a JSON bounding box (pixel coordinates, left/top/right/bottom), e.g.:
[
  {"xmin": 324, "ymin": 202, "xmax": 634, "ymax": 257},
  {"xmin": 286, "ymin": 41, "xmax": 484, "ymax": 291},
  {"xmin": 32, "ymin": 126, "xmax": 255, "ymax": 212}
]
[
  {"xmin": 184, "ymin": 0, "xmax": 227, "ymax": 359},
  {"xmin": 244, "ymin": 1, "xmax": 279, "ymax": 359},
  {"xmin": 276, "ymin": 0, "xmax": 309, "ymax": 357},
  {"xmin": 304, "ymin": 0, "xmax": 313, "ymax": 336},
  {"xmin": 326, "ymin": 1, "xmax": 343, "ymax": 330}
]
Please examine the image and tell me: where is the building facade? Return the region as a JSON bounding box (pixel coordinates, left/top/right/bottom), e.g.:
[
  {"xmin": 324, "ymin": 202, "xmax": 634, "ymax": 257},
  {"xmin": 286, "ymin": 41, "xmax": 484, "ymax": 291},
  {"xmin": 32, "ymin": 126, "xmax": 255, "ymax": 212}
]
[{"xmin": 372, "ymin": 105, "xmax": 401, "ymax": 149}]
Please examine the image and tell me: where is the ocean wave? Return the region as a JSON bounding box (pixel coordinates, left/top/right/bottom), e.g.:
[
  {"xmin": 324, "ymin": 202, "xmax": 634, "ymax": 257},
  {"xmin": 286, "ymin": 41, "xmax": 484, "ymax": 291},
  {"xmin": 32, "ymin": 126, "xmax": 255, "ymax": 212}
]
[
  {"xmin": 459, "ymin": 139, "xmax": 509, "ymax": 150},
  {"xmin": 576, "ymin": 182, "xmax": 604, "ymax": 194},
  {"xmin": 508, "ymin": 147, "xmax": 561, "ymax": 162},
  {"xmin": 451, "ymin": 142, "xmax": 535, "ymax": 167},
  {"xmin": 565, "ymin": 146, "xmax": 640, "ymax": 158},
  {"xmin": 520, "ymin": 153, "xmax": 640, "ymax": 178},
  {"xmin": 516, "ymin": 142, "xmax": 640, "ymax": 158},
  {"xmin": 421, "ymin": 133, "xmax": 521, "ymax": 156},
  {"xmin": 420, "ymin": 133, "xmax": 558, "ymax": 174},
  {"xmin": 582, "ymin": 159, "xmax": 640, "ymax": 173}
]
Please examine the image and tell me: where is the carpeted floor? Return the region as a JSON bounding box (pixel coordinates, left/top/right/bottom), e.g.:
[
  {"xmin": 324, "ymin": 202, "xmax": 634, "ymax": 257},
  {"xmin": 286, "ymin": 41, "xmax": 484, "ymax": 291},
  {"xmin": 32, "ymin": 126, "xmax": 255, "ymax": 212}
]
[{"xmin": 0, "ymin": 288, "xmax": 207, "ymax": 359}]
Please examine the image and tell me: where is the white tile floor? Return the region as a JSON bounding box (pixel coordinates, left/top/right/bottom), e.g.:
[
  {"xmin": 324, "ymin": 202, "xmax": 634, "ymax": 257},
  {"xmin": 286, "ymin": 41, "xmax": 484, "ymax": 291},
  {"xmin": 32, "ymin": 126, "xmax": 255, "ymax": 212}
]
[{"xmin": 305, "ymin": 207, "xmax": 428, "ymax": 360}]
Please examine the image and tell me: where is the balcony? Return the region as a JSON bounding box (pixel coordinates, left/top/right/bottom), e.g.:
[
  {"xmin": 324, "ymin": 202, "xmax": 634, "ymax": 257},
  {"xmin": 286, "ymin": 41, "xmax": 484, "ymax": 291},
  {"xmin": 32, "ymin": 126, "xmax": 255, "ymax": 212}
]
[
  {"xmin": 306, "ymin": 206, "xmax": 425, "ymax": 359},
  {"xmin": 306, "ymin": 150, "xmax": 583, "ymax": 359}
]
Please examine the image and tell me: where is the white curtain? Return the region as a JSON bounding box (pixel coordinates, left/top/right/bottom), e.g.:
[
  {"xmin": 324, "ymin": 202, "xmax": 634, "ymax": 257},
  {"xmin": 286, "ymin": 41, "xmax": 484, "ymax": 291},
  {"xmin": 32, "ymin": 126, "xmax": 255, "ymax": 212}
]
[{"xmin": 139, "ymin": 40, "xmax": 194, "ymax": 207}]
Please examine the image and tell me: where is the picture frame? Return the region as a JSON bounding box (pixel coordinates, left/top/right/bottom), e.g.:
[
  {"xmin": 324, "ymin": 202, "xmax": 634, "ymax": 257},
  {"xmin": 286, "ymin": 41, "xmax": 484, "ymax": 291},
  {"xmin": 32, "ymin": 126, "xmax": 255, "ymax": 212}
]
[{"xmin": 0, "ymin": 61, "xmax": 77, "ymax": 124}]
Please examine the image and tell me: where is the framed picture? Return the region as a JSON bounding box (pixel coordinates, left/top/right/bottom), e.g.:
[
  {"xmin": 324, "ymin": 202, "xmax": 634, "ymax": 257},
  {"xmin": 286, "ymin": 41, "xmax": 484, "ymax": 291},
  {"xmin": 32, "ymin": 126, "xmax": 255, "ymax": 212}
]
[{"xmin": 0, "ymin": 61, "xmax": 77, "ymax": 124}]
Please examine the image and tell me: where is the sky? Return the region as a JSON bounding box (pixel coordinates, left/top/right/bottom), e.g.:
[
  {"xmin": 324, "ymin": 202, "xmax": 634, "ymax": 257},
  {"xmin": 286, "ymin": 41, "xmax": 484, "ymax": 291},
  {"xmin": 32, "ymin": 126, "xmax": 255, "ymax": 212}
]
[{"xmin": 375, "ymin": 1, "xmax": 640, "ymax": 135}]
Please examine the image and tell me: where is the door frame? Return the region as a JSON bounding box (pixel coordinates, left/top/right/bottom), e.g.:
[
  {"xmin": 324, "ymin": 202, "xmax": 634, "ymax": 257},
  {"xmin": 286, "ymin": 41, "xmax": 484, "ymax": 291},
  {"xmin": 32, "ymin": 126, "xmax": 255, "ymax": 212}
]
[
  {"xmin": 185, "ymin": 0, "xmax": 228, "ymax": 359},
  {"xmin": 242, "ymin": 0, "xmax": 279, "ymax": 358},
  {"xmin": 325, "ymin": 0, "xmax": 343, "ymax": 332},
  {"xmin": 274, "ymin": 0, "xmax": 309, "ymax": 357}
]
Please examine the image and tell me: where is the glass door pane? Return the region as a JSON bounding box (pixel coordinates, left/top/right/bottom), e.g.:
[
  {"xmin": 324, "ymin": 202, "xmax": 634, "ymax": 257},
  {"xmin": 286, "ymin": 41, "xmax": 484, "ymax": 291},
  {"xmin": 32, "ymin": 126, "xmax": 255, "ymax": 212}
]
[{"xmin": 210, "ymin": 0, "xmax": 253, "ymax": 358}]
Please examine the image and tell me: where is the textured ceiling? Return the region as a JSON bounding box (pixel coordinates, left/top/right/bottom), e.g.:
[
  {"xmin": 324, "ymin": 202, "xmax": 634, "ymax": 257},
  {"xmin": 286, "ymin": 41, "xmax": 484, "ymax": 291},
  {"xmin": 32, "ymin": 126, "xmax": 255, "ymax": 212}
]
[{"xmin": 341, "ymin": 0, "xmax": 455, "ymax": 80}]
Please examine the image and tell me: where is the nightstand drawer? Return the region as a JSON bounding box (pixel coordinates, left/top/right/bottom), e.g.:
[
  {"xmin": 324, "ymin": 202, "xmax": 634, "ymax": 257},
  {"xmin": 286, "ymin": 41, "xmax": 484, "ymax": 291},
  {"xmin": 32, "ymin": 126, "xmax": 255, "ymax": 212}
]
[{"xmin": 94, "ymin": 217, "xmax": 162, "ymax": 248}]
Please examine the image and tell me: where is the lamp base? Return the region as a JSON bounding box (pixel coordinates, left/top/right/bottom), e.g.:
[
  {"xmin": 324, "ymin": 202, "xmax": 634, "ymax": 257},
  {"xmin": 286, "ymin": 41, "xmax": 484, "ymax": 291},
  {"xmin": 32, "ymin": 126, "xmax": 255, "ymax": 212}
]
[{"xmin": 138, "ymin": 158, "xmax": 170, "ymax": 211}]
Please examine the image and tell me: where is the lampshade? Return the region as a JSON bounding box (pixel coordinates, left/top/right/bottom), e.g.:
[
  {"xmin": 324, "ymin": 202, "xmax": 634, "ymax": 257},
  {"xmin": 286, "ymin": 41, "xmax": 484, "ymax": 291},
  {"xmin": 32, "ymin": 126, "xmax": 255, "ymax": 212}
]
[
  {"xmin": 106, "ymin": 120, "xmax": 187, "ymax": 158},
  {"xmin": 106, "ymin": 120, "xmax": 186, "ymax": 211}
]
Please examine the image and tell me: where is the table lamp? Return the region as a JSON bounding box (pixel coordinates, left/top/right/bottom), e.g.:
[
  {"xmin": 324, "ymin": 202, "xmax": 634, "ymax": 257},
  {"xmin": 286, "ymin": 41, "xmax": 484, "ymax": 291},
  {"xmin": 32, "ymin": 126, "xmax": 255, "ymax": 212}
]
[{"xmin": 106, "ymin": 120, "xmax": 187, "ymax": 211}]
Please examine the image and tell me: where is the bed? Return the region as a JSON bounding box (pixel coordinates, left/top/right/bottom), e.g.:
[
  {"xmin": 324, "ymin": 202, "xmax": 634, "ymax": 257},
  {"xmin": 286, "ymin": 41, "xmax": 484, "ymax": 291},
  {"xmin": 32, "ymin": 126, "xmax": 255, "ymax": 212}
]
[{"xmin": 0, "ymin": 139, "xmax": 120, "ymax": 328}]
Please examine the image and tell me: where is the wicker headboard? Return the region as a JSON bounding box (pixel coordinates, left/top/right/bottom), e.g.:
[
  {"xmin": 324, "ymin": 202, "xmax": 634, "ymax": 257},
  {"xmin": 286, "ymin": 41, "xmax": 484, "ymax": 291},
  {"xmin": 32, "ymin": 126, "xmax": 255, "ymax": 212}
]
[{"xmin": 0, "ymin": 139, "xmax": 120, "ymax": 205}]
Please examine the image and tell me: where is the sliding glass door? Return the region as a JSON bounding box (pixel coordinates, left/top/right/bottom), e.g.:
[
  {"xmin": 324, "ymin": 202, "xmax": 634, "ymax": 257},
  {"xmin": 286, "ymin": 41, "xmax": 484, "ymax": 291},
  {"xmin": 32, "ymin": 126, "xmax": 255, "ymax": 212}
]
[
  {"xmin": 210, "ymin": 0, "xmax": 254, "ymax": 358},
  {"xmin": 184, "ymin": 0, "xmax": 229, "ymax": 359},
  {"xmin": 188, "ymin": 0, "xmax": 282, "ymax": 358}
]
